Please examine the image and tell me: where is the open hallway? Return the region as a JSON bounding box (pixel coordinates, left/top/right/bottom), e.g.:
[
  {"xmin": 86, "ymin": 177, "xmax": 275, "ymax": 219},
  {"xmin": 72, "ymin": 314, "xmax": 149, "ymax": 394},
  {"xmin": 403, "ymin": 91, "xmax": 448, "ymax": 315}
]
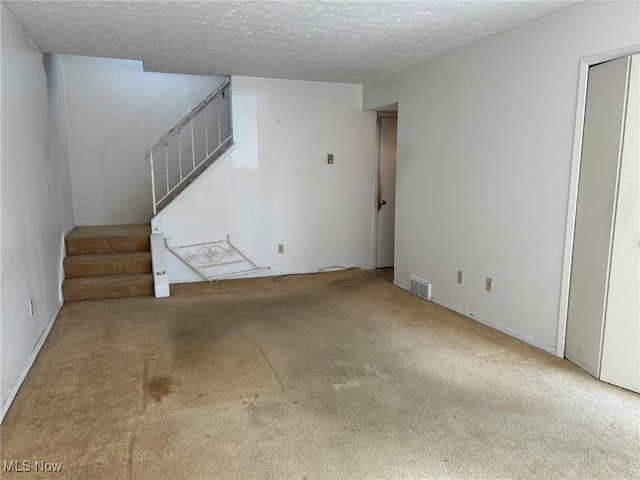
[{"xmin": 1, "ymin": 269, "xmax": 638, "ymax": 479}]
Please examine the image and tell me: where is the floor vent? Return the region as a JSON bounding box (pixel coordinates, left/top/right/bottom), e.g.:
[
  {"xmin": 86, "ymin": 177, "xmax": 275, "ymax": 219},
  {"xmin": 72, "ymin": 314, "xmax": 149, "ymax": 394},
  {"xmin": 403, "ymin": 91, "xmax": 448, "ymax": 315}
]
[{"xmin": 409, "ymin": 276, "xmax": 432, "ymax": 301}]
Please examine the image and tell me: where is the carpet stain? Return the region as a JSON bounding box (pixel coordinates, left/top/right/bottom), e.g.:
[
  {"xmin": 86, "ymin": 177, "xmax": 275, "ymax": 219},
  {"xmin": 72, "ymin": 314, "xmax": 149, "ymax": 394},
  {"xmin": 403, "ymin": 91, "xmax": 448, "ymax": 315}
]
[{"xmin": 145, "ymin": 375, "xmax": 173, "ymax": 402}]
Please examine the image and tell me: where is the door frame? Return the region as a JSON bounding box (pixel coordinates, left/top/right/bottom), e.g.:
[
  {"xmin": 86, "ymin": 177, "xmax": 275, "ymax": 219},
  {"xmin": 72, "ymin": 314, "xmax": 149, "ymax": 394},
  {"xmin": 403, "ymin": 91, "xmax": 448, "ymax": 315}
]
[
  {"xmin": 371, "ymin": 111, "xmax": 398, "ymax": 269},
  {"xmin": 556, "ymin": 44, "xmax": 640, "ymax": 359}
]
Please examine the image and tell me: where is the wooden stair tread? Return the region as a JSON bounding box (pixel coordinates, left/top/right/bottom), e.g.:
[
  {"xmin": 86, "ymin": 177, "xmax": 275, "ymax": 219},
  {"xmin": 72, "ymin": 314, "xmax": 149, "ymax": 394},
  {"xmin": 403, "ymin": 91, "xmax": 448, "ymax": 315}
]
[
  {"xmin": 63, "ymin": 273, "xmax": 154, "ymax": 302},
  {"xmin": 65, "ymin": 226, "xmax": 150, "ymax": 255},
  {"xmin": 66, "ymin": 224, "xmax": 150, "ymax": 239},
  {"xmin": 64, "ymin": 252, "xmax": 151, "ymax": 263},
  {"xmin": 64, "ymin": 273, "xmax": 153, "ymax": 285},
  {"xmin": 64, "ymin": 252, "xmax": 152, "ymax": 278}
]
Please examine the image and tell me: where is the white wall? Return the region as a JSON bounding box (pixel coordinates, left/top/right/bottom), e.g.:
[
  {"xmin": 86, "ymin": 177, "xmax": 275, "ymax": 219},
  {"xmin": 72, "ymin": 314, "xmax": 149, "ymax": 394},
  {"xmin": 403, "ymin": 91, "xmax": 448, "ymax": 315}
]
[
  {"xmin": 362, "ymin": 1, "xmax": 640, "ymax": 353},
  {"xmin": 1, "ymin": 7, "xmax": 74, "ymax": 421},
  {"xmin": 63, "ymin": 55, "xmax": 226, "ymax": 226},
  {"xmin": 158, "ymin": 76, "xmax": 377, "ymax": 283}
]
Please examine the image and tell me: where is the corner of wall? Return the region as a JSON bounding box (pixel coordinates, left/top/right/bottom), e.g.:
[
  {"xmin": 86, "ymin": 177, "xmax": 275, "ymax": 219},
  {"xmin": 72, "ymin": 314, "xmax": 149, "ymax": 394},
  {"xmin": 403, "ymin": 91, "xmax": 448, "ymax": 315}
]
[
  {"xmin": 0, "ymin": 14, "xmax": 76, "ymax": 423},
  {"xmin": 0, "ymin": 300, "xmax": 62, "ymax": 424}
]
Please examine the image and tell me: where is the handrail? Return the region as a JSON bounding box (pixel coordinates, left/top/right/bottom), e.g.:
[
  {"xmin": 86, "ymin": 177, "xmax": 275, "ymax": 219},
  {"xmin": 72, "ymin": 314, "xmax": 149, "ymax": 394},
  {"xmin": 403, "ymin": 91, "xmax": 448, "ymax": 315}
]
[
  {"xmin": 145, "ymin": 78, "xmax": 231, "ymax": 156},
  {"xmin": 148, "ymin": 79, "xmax": 233, "ymax": 215},
  {"xmin": 154, "ymin": 134, "xmax": 232, "ymax": 206}
]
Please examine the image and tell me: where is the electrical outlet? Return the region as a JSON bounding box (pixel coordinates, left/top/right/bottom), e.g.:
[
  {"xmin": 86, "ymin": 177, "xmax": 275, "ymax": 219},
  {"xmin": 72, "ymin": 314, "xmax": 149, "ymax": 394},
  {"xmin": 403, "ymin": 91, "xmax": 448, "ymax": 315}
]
[
  {"xmin": 457, "ymin": 271, "xmax": 464, "ymax": 284},
  {"xmin": 278, "ymin": 244, "xmax": 284, "ymax": 254},
  {"xmin": 29, "ymin": 299, "xmax": 34, "ymax": 316},
  {"xmin": 327, "ymin": 154, "xmax": 334, "ymax": 164},
  {"xmin": 485, "ymin": 277, "xmax": 493, "ymax": 292}
]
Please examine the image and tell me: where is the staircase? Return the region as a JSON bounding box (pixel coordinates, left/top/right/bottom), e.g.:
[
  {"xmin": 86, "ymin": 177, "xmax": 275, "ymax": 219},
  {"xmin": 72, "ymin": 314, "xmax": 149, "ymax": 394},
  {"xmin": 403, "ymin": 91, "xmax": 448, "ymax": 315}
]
[
  {"xmin": 56, "ymin": 81, "xmax": 235, "ymax": 302},
  {"xmin": 146, "ymin": 78, "xmax": 236, "ymax": 296},
  {"xmin": 58, "ymin": 81, "xmax": 234, "ymax": 302},
  {"xmin": 62, "ymin": 225, "xmax": 154, "ymax": 302},
  {"xmin": 148, "ymin": 78, "xmax": 233, "ymax": 215}
]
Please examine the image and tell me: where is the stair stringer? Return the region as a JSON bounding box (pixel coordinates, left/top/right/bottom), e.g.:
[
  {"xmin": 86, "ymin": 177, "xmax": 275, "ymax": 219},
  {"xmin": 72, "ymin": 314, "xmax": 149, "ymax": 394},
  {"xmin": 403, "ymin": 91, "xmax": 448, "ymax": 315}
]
[{"xmin": 150, "ymin": 143, "xmax": 236, "ymax": 298}]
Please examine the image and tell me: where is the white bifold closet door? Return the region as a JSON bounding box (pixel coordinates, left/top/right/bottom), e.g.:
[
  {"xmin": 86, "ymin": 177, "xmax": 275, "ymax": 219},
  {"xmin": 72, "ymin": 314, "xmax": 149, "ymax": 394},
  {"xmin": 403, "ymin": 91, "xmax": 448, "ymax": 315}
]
[{"xmin": 565, "ymin": 54, "xmax": 639, "ymax": 393}]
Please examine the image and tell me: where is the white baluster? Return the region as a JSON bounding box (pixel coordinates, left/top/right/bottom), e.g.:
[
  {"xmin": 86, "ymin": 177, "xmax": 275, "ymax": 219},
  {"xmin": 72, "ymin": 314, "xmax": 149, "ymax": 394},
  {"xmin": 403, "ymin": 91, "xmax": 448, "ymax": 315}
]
[
  {"xmin": 150, "ymin": 150, "xmax": 156, "ymax": 215},
  {"xmin": 217, "ymin": 96, "xmax": 221, "ymax": 148},
  {"xmin": 204, "ymin": 107, "xmax": 209, "ymax": 157},
  {"xmin": 178, "ymin": 128, "xmax": 183, "ymax": 181},
  {"xmin": 164, "ymin": 142, "xmax": 169, "ymax": 195},
  {"xmin": 191, "ymin": 115, "xmax": 195, "ymax": 170}
]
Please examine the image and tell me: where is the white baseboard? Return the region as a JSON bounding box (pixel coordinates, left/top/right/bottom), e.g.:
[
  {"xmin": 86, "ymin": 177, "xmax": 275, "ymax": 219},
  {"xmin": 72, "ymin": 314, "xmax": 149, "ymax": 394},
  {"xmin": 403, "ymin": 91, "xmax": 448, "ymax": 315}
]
[
  {"xmin": 393, "ymin": 280, "xmax": 555, "ymax": 355},
  {"xmin": 168, "ymin": 264, "xmax": 370, "ymax": 285},
  {"xmin": 393, "ymin": 279, "xmax": 408, "ymax": 290},
  {"xmin": 58, "ymin": 231, "xmax": 67, "ymax": 304},
  {"xmin": 430, "ymin": 295, "xmax": 556, "ymax": 354},
  {"xmin": 0, "ymin": 302, "xmax": 62, "ymax": 424}
]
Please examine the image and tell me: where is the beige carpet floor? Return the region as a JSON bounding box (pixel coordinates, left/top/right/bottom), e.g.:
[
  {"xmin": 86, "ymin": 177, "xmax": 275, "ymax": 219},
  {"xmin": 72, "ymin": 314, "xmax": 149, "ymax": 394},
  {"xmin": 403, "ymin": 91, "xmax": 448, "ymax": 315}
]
[{"xmin": 1, "ymin": 268, "xmax": 638, "ymax": 479}]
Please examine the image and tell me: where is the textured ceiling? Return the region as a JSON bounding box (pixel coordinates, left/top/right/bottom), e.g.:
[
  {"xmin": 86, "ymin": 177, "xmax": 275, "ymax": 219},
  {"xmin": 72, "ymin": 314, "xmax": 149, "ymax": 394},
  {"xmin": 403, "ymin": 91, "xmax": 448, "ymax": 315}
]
[{"xmin": 3, "ymin": 1, "xmax": 578, "ymax": 84}]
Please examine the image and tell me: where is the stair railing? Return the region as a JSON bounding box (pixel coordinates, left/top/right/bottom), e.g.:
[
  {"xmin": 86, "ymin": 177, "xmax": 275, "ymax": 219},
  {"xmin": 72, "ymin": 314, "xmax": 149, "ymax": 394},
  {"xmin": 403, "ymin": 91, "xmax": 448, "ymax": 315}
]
[{"xmin": 147, "ymin": 79, "xmax": 233, "ymax": 215}]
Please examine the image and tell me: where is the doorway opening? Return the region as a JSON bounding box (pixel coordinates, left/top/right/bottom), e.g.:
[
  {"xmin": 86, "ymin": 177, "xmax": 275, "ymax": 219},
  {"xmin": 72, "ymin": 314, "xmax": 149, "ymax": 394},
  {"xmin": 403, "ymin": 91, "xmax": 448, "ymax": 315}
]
[{"xmin": 375, "ymin": 111, "xmax": 398, "ymax": 269}]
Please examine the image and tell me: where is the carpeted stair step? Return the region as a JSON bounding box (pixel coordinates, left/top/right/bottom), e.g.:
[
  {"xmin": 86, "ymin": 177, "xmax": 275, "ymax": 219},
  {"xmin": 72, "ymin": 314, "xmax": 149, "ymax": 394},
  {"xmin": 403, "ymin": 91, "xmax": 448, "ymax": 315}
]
[
  {"xmin": 66, "ymin": 225, "xmax": 151, "ymax": 255},
  {"xmin": 63, "ymin": 273, "xmax": 154, "ymax": 302},
  {"xmin": 64, "ymin": 252, "xmax": 152, "ymax": 278}
]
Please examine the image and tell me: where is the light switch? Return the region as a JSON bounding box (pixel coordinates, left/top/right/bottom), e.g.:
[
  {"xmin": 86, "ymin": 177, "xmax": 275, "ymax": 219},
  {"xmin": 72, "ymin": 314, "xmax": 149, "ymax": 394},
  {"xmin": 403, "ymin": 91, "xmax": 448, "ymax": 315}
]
[{"xmin": 486, "ymin": 277, "xmax": 493, "ymax": 292}]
